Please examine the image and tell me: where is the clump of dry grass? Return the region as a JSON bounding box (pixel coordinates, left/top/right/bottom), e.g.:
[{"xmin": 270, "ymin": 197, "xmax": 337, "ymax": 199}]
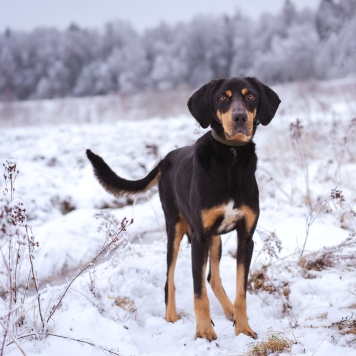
[
  {"xmin": 115, "ymin": 296, "xmax": 137, "ymax": 319},
  {"xmin": 298, "ymin": 253, "xmax": 334, "ymax": 277},
  {"xmin": 298, "ymin": 233, "xmax": 356, "ymax": 278},
  {"xmin": 330, "ymin": 314, "xmax": 356, "ymax": 336},
  {"xmin": 246, "ymin": 332, "xmax": 295, "ymax": 356},
  {"xmin": 248, "ymin": 267, "xmax": 297, "ymax": 327},
  {"xmin": 248, "ymin": 267, "xmax": 277, "ymax": 295}
]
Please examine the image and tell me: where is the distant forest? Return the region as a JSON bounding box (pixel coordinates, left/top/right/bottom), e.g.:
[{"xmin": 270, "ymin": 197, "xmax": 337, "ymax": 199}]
[{"xmin": 0, "ymin": 0, "xmax": 355, "ymax": 102}]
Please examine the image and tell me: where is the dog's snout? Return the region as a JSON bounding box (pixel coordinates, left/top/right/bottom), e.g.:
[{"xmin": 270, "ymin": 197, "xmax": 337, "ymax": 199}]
[{"xmin": 232, "ymin": 111, "xmax": 247, "ymax": 122}]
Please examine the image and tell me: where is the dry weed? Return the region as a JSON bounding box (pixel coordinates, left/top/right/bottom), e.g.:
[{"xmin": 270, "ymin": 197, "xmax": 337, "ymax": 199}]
[
  {"xmin": 299, "ymin": 233, "xmax": 356, "ymax": 277},
  {"xmin": 246, "ymin": 332, "xmax": 295, "ymax": 356},
  {"xmin": 115, "ymin": 297, "xmax": 137, "ymax": 318},
  {"xmin": 256, "ymin": 228, "xmax": 282, "ymax": 260},
  {"xmin": 330, "ymin": 314, "xmax": 356, "ymax": 336},
  {"xmin": 248, "ymin": 267, "xmax": 276, "ymax": 294},
  {"xmin": 248, "ymin": 266, "xmax": 297, "ymax": 327}
]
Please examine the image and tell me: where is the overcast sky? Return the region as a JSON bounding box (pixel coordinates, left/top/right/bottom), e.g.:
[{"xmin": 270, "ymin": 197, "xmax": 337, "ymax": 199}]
[{"xmin": 0, "ymin": 0, "xmax": 320, "ymax": 32}]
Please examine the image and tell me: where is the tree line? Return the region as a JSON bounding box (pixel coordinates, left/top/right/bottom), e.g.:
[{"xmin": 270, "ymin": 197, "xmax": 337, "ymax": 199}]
[{"xmin": 0, "ymin": 0, "xmax": 355, "ymax": 101}]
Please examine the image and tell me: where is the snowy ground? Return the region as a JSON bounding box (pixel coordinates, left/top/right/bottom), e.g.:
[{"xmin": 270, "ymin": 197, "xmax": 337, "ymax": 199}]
[{"xmin": 1, "ymin": 78, "xmax": 355, "ymax": 355}]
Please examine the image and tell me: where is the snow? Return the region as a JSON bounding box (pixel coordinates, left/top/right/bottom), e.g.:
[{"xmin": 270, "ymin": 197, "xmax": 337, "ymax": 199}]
[{"xmin": 1, "ymin": 79, "xmax": 355, "ymax": 355}]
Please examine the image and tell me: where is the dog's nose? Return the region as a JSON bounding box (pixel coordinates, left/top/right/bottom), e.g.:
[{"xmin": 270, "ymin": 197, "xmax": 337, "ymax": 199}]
[{"xmin": 232, "ymin": 111, "xmax": 247, "ymax": 122}]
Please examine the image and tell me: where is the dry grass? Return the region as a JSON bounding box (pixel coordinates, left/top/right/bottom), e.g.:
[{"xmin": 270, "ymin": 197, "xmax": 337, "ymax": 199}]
[
  {"xmin": 298, "ymin": 233, "xmax": 356, "ymax": 278},
  {"xmin": 298, "ymin": 253, "xmax": 334, "ymax": 277},
  {"xmin": 247, "ymin": 266, "xmax": 297, "ymax": 328},
  {"xmin": 115, "ymin": 296, "xmax": 137, "ymax": 318},
  {"xmin": 330, "ymin": 314, "xmax": 356, "ymax": 336},
  {"xmin": 248, "ymin": 267, "xmax": 277, "ymax": 295},
  {"xmin": 246, "ymin": 332, "xmax": 295, "ymax": 356}
]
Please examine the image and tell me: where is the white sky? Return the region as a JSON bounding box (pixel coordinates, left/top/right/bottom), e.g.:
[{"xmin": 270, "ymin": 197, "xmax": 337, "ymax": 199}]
[{"xmin": 0, "ymin": 0, "xmax": 320, "ymax": 32}]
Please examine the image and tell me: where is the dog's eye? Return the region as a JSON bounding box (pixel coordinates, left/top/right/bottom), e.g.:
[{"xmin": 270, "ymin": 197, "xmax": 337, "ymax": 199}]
[
  {"xmin": 218, "ymin": 94, "xmax": 228, "ymax": 102},
  {"xmin": 245, "ymin": 93, "xmax": 255, "ymax": 101}
]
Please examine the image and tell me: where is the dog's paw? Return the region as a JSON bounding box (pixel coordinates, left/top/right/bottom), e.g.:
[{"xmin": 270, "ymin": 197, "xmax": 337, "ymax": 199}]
[
  {"xmin": 234, "ymin": 320, "xmax": 257, "ymax": 339},
  {"xmin": 195, "ymin": 323, "xmax": 217, "ymax": 341},
  {"xmin": 165, "ymin": 311, "xmax": 179, "ymax": 323}
]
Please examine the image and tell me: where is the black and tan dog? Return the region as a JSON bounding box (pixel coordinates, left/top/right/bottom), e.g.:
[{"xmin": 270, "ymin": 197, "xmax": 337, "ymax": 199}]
[{"xmin": 86, "ymin": 77, "xmax": 280, "ymax": 341}]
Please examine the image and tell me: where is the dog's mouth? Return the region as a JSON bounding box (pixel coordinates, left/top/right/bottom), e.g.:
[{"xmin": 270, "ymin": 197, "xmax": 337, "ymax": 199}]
[
  {"xmin": 225, "ymin": 126, "xmax": 252, "ymax": 142},
  {"xmin": 233, "ymin": 128, "xmax": 246, "ymax": 134}
]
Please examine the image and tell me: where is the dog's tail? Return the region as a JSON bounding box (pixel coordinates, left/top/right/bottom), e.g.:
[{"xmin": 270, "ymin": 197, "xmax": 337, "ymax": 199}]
[{"xmin": 86, "ymin": 149, "xmax": 161, "ymax": 196}]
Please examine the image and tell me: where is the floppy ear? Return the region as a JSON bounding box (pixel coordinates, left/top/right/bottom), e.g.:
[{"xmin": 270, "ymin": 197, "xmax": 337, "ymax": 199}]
[
  {"xmin": 249, "ymin": 77, "xmax": 281, "ymax": 126},
  {"xmin": 187, "ymin": 80, "xmax": 220, "ymax": 128}
]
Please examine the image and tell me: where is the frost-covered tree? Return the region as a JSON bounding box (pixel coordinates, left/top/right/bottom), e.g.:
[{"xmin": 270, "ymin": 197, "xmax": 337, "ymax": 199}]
[
  {"xmin": 0, "ymin": 31, "xmax": 17, "ymax": 100},
  {"xmin": 251, "ymin": 0, "xmax": 318, "ymax": 84},
  {"xmin": 229, "ymin": 12, "xmax": 256, "ymax": 77},
  {"xmin": 143, "ymin": 22, "xmax": 188, "ymax": 90},
  {"xmin": 254, "ymin": 22, "xmax": 318, "ymax": 83},
  {"xmin": 0, "ymin": 0, "xmax": 355, "ymax": 102},
  {"xmin": 74, "ymin": 21, "xmax": 147, "ymax": 95},
  {"xmin": 176, "ymin": 16, "xmax": 215, "ymax": 86},
  {"xmin": 316, "ymin": 0, "xmax": 343, "ymax": 39},
  {"xmin": 314, "ymin": 0, "xmax": 356, "ymax": 79}
]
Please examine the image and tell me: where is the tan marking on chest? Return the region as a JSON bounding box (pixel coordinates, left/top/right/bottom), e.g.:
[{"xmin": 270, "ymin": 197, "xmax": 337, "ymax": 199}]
[
  {"xmin": 201, "ymin": 201, "xmax": 243, "ymax": 232},
  {"xmin": 239, "ymin": 205, "xmax": 258, "ymax": 233},
  {"xmin": 201, "ymin": 205, "xmax": 225, "ymax": 230}
]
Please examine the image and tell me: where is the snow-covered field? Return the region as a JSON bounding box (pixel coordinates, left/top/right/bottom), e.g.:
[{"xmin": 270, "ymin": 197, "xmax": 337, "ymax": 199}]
[{"xmin": 1, "ymin": 78, "xmax": 355, "ymax": 355}]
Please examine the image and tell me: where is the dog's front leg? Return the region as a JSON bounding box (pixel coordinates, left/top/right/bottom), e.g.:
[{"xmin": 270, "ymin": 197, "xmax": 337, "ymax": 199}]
[
  {"xmin": 191, "ymin": 235, "xmax": 217, "ymax": 341},
  {"xmin": 234, "ymin": 207, "xmax": 258, "ymax": 339}
]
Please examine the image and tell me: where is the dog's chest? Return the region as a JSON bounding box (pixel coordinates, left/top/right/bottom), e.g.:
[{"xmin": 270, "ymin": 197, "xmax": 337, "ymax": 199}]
[{"xmin": 201, "ymin": 200, "xmax": 244, "ymax": 234}]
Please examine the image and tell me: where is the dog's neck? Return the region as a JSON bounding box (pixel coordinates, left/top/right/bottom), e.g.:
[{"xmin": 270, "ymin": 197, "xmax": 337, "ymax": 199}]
[{"xmin": 211, "ymin": 130, "xmax": 250, "ymax": 147}]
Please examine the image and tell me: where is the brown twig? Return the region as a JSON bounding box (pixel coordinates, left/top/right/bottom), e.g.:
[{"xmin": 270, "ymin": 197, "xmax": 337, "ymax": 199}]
[
  {"xmin": 7, "ymin": 332, "xmax": 121, "ymax": 355},
  {"xmin": 47, "ymin": 333, "xmax": 121, "ymax": 355},
  {"xmin": 0, "ymin": 321, "xmax": 26, "ymax": 356}
]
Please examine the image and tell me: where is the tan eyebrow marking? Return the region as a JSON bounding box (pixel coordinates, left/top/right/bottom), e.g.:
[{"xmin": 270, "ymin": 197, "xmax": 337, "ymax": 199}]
[
  {"xmin": 241, "ymin": 88, "xmax": 249, "ymax": 95},
  {"xmin": 225, "ymin": 90, "xmax": 232, "ymax": 97}
]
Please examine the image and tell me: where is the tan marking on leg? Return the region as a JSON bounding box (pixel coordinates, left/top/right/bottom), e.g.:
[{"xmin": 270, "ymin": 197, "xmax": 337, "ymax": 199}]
[
  {"xmin": 194, "ymin": 260, "xmax": 217, "ymax": 341},
  {"xmin": 165, "ymin": 217, "xmax": 185, "ymax": 322},
  {"xmin": 225, "ymin": 90, "xmax": 232, "ymax": 98},
  {"xmin": 209, "ymin": 235, "xmax": 234, "ymax": 320},
  {"xmin": 241, "ymin": 88, "xmax": 249, "ymax": 95},
  {"xmin": 234, "ymin": 264, "xmax": 257, "ymax": 339},
  {"xmin": 201, "ymin": 205, "xmax": 225, "ymax": 231},
  {"xmin": 240, "ymin": 205, "xmax": 258, "ymax": 234}
]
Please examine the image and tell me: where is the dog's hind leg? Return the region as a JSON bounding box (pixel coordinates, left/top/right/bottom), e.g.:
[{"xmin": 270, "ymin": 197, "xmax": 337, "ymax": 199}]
[
  {"xmin": 207, "ymin": 235, "xmax": 234, "ymax": 321},
  {"xmin": 164, "ymin": 214, "xmax": 185, "ymax": 322}
]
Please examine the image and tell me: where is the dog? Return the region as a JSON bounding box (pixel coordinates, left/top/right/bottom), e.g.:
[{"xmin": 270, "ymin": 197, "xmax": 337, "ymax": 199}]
[{"xmin": 86, "ymin": 77, "xmax": 280, "ymax": 341}]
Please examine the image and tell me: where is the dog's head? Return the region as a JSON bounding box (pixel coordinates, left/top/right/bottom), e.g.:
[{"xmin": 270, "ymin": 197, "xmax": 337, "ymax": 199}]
[{"xmin": 187, "ymin": 77, "xmax": 281, "ymax": 143}]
